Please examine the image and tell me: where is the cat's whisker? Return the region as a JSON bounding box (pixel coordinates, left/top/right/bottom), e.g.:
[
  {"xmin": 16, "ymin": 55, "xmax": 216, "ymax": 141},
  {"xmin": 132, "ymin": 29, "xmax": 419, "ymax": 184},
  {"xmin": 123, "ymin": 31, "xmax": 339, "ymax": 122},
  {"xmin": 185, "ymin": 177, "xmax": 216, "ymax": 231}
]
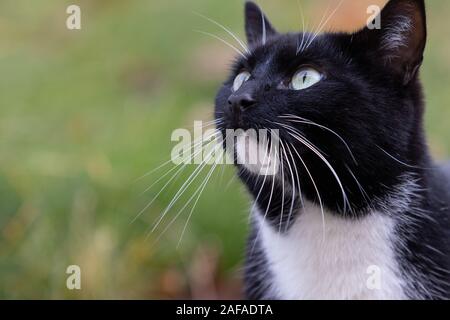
[
  {"xmin": 345, "ymin": 164, "xmax": 370, "ymax": 203},
  {"xmin": 152, "ymin": 160, "xmax": 219, "ymax": 247},
  {"xmin": 193, "ymin": 11, "xmax": 250, "ymax": 54},
  {"xmin": 277, "ymin": 121, "xmax": 350, "ymax": 213},
  {"xmin": 133, "ymin": 136, "xmax": 220, "ymax": 224},
  {"xmin": 135, "ymin": 161, "xmax": 191, "ymax": 224},
  {"xmin": 248, "ymin": 143, "xmax": 271, "ymax": 223},
  {"xmin": 152, "ymin": 171, "xmax": 209, "ymax": 243},
  {"xmin": 304, "ymin": 0, "xmax": 345, "ymax": 51},
  {"xmin": 376, "ymin": 145, "xmax": 433, "ymax": 170},
  {"xmin": 285, "ymin": 142, "xmax": 305, "ymax": 231},
  {"xmin": 298, "ymin": 0, "xmax": 331, "ymax": 53},
  {"xmin": 149, "ymin": 142, "xmax": 222, "ymax": 233},
  {"xmin": 286, "ymin": 128, "xmax": 351, "ymax": 214},
  {"xmin": 196, "ymin": 118, "xmax": 222, "ymax": 128},
  {"xmin": 194, "ymin": 30, "xmax": 248, "ymax": 60},
  {"xmin": 288, "ymin": 141, "xmax": 327, "ymax": 242},
  {"xmin": 140, "ymin": 133, "xmax": 219, "ymax": 196},
  {"xmin": 197, "ymin": 121, "xmax": 224, "ymax": 131},
  {"xmin": 177, "ymin": 161, "xmax": 219, "ymax": 248},
  {"xmin": 251, "ymin": 138, "xmax": 278, "ymax": 255},
  {"xmin": 279, "ymin": 143, "xmax": 286, "ymax": 234},
  {"xmin": 307, "ymin": 0, "xmax": 332, "ymax": 43},
  {"xmin": 280, "ymin": 114, "xmax": 357, "ymax": 164},
  {"xmin": 274, "ymin": 121, "xmax": 327, "ymax": 156},
  {"xmin": 135, "ymin": 158, "xmax": 176, "ymax": 182},
  {"xmin": 280, "ymin": 139, "xmax": 296, "ymax": 233},
  {"xmin": 225, "ymin": 174, "xmax": 237, "ymax": 190},
  {"xmin": 296, "ymin": 0, "xmax": 307, "ymax": 55},
  {"xmin": 218, "ymin": 155, "xmax": 227, "ymax": 185},
  {"xmin": 136, "ymin": 128, "xmax": 221, "ymax": 182}
]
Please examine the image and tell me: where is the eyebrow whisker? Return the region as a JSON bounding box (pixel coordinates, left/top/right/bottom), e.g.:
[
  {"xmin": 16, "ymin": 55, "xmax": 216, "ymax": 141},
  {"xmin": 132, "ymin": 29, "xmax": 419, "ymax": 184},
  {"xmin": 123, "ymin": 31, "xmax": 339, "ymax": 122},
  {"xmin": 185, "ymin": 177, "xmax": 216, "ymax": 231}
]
[
  {"xmin": 304, "ymin": 0, "xmax": 345, "ymax": 51},
  {"xmin": 193, "ymin": 11, "xmax": 251, "ymax": 55},
  {"xmin": 194, "ymin": 30, "xmax": 248, "ymax": 60}
]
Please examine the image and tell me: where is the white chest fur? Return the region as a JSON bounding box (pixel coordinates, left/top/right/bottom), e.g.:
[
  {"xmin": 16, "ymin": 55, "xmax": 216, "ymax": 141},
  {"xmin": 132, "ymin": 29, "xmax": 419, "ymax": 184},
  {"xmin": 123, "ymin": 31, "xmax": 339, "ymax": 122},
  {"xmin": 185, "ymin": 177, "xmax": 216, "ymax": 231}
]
[{"xmin": 256, "ymin": 201, "xmax": 407, "ymax": 300}]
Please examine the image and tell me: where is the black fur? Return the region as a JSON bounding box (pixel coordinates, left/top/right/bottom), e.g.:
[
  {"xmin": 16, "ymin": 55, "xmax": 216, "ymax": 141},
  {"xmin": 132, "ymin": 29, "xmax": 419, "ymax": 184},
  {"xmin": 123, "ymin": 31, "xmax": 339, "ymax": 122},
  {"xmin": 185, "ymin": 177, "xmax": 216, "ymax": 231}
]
[{"xmin": 214, "ymin": 0, "xmax": 450, "ymax": 299}]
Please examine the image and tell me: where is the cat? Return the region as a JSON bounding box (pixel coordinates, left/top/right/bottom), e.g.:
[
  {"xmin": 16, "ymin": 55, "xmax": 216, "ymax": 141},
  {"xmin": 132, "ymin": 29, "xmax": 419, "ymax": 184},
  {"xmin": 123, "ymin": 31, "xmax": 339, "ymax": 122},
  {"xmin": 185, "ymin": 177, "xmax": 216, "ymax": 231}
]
[{"xmin": 214, "ymin": 0, "xmax": 450, "ymax": 300}]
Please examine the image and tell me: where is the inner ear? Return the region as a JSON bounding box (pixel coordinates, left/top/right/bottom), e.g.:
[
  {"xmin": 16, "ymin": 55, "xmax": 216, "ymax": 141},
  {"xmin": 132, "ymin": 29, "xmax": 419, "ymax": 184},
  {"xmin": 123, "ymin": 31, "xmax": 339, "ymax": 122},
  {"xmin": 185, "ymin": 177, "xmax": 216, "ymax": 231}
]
[
  {"xmin": 245, "ymin": 1, "xmax": 277, "ymax": 47},
  {"xmin": 354, "ymin": 0, "xmax": 427, "ymax": 85}
]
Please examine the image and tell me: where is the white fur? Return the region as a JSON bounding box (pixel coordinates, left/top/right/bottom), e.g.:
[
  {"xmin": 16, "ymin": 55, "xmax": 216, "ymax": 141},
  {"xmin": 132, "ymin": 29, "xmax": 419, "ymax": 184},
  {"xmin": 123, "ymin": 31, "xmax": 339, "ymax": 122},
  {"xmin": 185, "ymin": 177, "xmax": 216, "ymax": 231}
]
[
  {"xmin": 235, "ymin": 131, "xmax": 279, "ymax": 176},
  {"xmin": 257, "ymin": 201, "xmax": 407, "ymax": 300},
  {"xmin": 381, "ymin": 15, "xmax": 412, "ymax": 53}
]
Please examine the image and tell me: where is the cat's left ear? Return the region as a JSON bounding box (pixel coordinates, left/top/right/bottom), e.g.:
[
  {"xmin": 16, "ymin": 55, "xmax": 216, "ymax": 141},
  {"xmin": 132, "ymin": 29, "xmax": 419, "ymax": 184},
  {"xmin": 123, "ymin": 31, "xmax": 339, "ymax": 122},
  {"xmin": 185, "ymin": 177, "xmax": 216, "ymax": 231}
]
[
  {"xmin": 354, "ymin": 0, "xmax": 427, "ymax": 85},
  {"xmin": 245, "ymin": 1, "xmax": 277, "ymax": 47}
]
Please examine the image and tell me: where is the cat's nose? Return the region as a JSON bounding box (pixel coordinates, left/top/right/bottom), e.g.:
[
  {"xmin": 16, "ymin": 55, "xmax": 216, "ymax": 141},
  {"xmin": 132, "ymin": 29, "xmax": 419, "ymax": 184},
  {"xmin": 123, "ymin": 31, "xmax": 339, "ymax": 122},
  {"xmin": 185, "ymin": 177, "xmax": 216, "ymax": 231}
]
[{"xmin": 228, "ymin": 93, "xmax": 257, "ymax": 112}]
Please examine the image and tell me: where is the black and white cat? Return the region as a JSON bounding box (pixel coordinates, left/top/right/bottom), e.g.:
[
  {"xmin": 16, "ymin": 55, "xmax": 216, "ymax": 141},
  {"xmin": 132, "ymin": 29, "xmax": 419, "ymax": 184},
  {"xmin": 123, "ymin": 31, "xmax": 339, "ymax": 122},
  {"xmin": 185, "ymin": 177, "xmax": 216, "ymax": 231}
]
[{"xmin": 214, "ymin": 0, "xmax": 450, "ymax": 300}]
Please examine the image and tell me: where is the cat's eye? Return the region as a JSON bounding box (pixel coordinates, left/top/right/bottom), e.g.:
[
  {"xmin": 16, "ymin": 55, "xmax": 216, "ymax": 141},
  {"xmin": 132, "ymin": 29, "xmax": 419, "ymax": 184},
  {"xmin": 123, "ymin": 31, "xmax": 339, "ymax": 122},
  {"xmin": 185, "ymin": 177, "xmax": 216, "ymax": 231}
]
[
  {"xmin": 233, "ymin": 71, "xmax": 251, "ymax": 92},
  {"xmin": 290, "ymin": 67, "xmax": 322, "ymax": 90}
]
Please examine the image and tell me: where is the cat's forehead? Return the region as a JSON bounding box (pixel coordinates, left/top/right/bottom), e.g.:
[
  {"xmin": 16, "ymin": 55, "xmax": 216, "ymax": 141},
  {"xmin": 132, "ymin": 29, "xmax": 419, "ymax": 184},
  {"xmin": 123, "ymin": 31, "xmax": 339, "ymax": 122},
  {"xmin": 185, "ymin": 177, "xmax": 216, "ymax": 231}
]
[
  {"xmin": 246, "ymin": 33, "xmax": 337, "ymax": 70},
  {"xmin": 249, "ymin": 34, "xmax": 297, "ymax": 62}
]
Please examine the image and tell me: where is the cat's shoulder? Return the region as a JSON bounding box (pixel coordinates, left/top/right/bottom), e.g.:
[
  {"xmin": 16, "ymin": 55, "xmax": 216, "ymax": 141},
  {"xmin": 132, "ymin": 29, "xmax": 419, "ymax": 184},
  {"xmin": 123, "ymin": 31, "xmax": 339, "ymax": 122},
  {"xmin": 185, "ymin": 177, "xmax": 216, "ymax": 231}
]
[
  {"xmin": 430, "ymin": 162, "xmax": 450, "ymax": 201},
  {"xmin": 441, "ymin": 162, "xmax": 450, "ymax": 182}
]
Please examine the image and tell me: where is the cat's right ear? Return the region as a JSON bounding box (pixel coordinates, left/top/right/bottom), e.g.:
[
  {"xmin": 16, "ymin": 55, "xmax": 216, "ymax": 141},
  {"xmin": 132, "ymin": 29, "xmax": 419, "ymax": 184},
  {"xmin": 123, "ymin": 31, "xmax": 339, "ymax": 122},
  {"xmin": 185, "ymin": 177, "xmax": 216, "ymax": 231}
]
[
  {"xmin": 352, "ymin": 0, "xmax": 427, "ymax": 85},
  {"xmin": 245, "ymin": 1, "xmax": 277, "ymax": 47}
]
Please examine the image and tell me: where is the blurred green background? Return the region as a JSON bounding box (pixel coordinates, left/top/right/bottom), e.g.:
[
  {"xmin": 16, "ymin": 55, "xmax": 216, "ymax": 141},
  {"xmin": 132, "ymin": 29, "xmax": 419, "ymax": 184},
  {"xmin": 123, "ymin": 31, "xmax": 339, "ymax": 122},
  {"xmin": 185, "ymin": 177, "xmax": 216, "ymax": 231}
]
[{"xmin": 0, "ymin": 0, "xmax": 449, "ymax": 299}]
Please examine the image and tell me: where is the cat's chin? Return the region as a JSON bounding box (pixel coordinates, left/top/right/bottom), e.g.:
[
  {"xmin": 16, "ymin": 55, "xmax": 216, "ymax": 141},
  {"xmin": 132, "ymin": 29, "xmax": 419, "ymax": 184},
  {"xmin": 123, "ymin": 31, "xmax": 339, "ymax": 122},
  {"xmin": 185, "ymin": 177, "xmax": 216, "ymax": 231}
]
[{"xmin": 234, "ymin": 131, "xmax": 280, "ymax": 176}]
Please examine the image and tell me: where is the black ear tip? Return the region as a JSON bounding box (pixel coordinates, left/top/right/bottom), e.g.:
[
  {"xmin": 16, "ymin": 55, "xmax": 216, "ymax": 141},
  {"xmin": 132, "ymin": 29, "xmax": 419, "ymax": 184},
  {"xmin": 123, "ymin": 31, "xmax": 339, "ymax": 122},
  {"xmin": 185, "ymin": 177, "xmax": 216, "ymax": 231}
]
[
  {"xmin": 245, "ymin": 1, "xmax": 260, "ymax": 13},
  {"xmin": 390, "ymin": 0, "xmax": 426, "ymax": 9}
]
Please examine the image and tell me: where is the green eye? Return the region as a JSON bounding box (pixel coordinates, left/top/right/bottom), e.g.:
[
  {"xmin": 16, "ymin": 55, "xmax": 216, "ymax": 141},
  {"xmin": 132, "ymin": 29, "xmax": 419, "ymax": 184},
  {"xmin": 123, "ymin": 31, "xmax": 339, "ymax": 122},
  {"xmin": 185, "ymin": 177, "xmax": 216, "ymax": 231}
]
[
  {"xmin": 290, "ymin": 68, "xmax": 322, "ymax": 90},
  {"xmin": 233, "ymin": 71, "xmax": 251, "ymax": 92}
]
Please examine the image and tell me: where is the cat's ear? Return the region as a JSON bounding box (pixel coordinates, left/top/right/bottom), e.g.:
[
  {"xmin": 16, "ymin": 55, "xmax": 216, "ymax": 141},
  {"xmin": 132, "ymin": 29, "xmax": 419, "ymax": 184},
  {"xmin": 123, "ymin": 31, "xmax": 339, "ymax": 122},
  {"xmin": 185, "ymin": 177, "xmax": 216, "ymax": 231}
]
[
  {"xmin": 354, "ymin": 0, "xmax": 426, "ymax": 85},
  {"xmin": 245, "ymin": 1, "xmax": 277, "ymax": 47}
]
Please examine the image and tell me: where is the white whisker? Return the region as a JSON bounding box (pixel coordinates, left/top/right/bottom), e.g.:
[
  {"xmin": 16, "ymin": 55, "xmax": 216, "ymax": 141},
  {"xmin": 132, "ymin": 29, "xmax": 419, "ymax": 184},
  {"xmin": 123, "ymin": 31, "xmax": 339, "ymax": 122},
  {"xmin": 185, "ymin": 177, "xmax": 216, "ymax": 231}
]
[
  {"xmin": 279, "ymin": 143, "xmax": 286, "ymax": 234},
  {"xmin": 248, "ymin": 144, "xmax": 271, "ymax": 223},
  {"xmin": 280, "ymin": 140, "xmax": 296, "ymax": 233},
  {"xmin": 286, "ymin": 127, "xmax": 350, "ymax": 214},
  {"xmin": 280, "ymin": 114, "xmax": 357, "ymax": 164},
  {"xmin": 274, "ymin": 121, "xmax": 328, "ymax": 156},
  {"xmin": 150, "ymin": 143, "xmax": 222, "ymax": 233},
  {"xmin": 136, "ymin": 129, "xmax": 221, "ymax": 182},
  {"xmin": 299, "ymin": 0, "xmax": 331, "ymax": 53},
  {"xmin": 140, "ymin": 133, "xmax": 220, "ymax": 196},
  {"xmin": 177, "ymin": 161, "xmax": 218, "ymax": 248},
  {"xmin": 296, "ymin": 0, "xmax": 308, "ymax": 54},
  {"xmin": 286, "ymin": 141, "xmax": 305, "ymax": 210},
  {"xmin": 304, "ymin": 0, "xmax": 345, "ymax": 51},
  {"xmin": 194, "ymin": 30, "xmax": 247, "ymax": 59},
  {"xmin": 193, "ymin": 11, "xmax": 250, "ymax": 54},
  {"xmin": 288, "ymin": 141, "xmax": 327, "ymax": 241},
  {"xmin": 376, "ymin": 145, "xmax": 432, "ymax": 170},
  {"xmin": 133, "ymin": 137, "xmax": 220, "ymax": 224},
  {"xmin": 152, "ymin": 161, "xmax": 218, "ymax": 247},
  {"xmin": 251, "ymin": 141, "xmax": 279, "ymax": 255},
  {"xmin": 345, "ymin": 164, "xmax": 370, "ymax": 202}
]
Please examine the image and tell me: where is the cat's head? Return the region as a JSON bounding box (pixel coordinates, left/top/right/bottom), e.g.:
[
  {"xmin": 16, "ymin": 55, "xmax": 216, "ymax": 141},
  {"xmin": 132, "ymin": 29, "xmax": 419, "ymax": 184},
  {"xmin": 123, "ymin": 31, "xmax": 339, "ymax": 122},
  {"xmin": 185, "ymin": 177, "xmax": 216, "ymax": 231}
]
[{"xmin": 214, "ymin": 0, "xmax": 427, "ymax": 214}]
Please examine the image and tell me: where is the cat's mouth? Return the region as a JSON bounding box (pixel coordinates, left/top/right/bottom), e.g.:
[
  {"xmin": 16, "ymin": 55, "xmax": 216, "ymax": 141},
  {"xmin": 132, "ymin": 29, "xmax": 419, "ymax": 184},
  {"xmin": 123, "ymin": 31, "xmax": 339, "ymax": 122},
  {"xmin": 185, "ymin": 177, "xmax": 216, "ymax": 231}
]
[
  {"xmin": 221, "ymin": 110, "xmax": 258, "ymax": 132},
  {"xmin": 233, "ymin": 130, "xmax": 281, "ymax": 176}
]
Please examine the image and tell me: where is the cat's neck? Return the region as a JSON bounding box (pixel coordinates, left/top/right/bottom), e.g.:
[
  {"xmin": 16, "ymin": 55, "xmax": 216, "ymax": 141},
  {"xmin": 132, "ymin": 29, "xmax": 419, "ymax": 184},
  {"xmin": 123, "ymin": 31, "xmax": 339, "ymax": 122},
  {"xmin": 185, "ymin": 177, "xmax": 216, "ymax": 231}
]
[{"xmin": 254, "ymin": 175, "xmax": 421, "ymax": 299}]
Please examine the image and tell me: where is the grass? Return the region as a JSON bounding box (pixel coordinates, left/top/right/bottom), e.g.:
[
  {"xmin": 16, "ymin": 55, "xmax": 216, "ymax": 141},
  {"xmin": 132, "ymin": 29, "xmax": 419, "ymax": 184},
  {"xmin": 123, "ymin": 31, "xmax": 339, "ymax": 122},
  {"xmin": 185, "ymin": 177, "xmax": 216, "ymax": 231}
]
[{"xmin": 0, "ymin": 0, "xmax": 449, "ymax": 299}]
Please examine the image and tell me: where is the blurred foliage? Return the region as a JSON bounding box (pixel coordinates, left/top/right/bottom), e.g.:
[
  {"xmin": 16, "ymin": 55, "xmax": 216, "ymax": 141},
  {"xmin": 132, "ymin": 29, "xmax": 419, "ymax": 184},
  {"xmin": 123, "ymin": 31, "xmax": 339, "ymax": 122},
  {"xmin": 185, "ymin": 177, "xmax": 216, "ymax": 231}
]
[{"xmin": 0, "ymin": 0, "xmax": 449, "ymax": 299}]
